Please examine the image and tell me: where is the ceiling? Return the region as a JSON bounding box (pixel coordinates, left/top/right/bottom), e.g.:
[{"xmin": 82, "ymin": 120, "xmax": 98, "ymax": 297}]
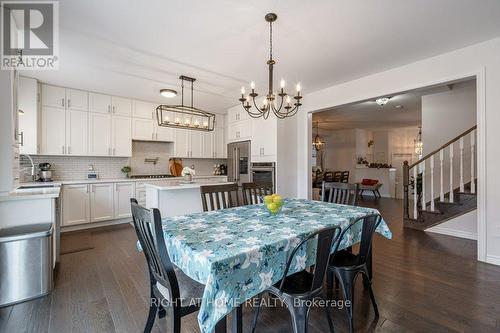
[
  {"xmin": 23, "ymin": 0, "xmax": 500, "ymax": 114},
  {"xmin": 313, "ymin": 80, "xmax": 476, "ymax": 130}
]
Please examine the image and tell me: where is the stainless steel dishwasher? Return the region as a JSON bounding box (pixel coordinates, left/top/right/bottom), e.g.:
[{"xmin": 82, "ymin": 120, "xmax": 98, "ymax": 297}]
[{"xmin": 0, "ymin": 223, "xmax": 53, "ymax": 307}]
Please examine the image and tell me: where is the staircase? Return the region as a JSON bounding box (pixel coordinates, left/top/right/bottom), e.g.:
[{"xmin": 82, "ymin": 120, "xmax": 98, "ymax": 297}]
[{"xmin": 403, "ymin": 126, "xmax": 477, "ymax": 230}]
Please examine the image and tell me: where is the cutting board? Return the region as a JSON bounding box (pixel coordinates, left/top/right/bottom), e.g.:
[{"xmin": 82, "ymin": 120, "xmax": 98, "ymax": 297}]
[{"xmin": 169, "ymin": 159, "xmax": 183, "ymax": 177}]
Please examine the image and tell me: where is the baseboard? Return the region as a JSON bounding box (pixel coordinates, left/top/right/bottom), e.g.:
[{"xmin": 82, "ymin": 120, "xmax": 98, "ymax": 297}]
[
  {"xmin": 486, "ymin": 254, "xmax": 500, "ymax": 266},
  {"xmin": 425, "ymin": 226, "xmax": 478, "ymax": 240},
  {"xmin": 61, "ymin": 218, "xmax": 132, "ymax": 233}
]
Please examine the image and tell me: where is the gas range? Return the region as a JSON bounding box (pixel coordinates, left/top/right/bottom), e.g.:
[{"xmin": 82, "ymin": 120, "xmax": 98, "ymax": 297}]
[{"xmin": 129, "ymin": 174, "xmax": 177, "ymax": 179}]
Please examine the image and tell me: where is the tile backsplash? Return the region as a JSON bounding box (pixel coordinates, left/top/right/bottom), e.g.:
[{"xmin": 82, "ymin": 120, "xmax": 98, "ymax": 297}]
[
  {"xmin": 26, "ymin": 141, "xmax": 227, "ymax": 181},
  {"xmin": 30, "ymin": 155, "xmax": 130, "ymax": 181},
  {"xmin": 130, "ymin": 141, "xmax": 226, "ymax": 176}
]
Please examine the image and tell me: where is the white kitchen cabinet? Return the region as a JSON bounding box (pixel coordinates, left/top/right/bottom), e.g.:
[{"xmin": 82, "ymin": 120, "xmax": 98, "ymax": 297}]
[
  {"xmin": 62, "ymin": 184, "xmax": 90, "ymax": 226},
  {"xmin": 155, "ymin": 125, "xmax": 175, "ymax": 142},
  {"xmin": 174, "ymin": 129, "xmax": 189, "ymax": 157},
  {"xmin": 213, "ymin": 127, "xmax": 226, "ymax": 158},
  {"xmin": 41, "ymin": 84, "xmax": 65, "ymax": 108},
  {"xmin": 228, "ymin": 119, "xmax": 251, "ymax": 142},
  {"xmin": 227, "ymin": 106, "xmax": 250, "ymax": 123},
  {"xmin": 90, "ymin": 183, "xmax": 114, "ymax": 222},
  {"xmin": 18, "ymin": 77, "xmax": 39, "ymax": 154},
  {"xmin": 114, "ymin": 182, "xmax": 135, "ymax": 218},
  {"xmin": 89, "ymin": 92, "xmax": 112, "ymax": 114},
  {"xmin": 133, "ymin": 100, "xmax": 155, "ymax": 119},
  {"xmin": 132, "ymin": 118, "xmax": 155, "ymax": 141},
  {"xmin": 66, "ymin": 88, "xmax": 88, "ymax": 111},
  {"xmin": 89, "ymin": 112, "xmax": 112, "ymax": 156},
  {"xmin": 112, "ymin": 116, "xmax": 132, "ymax": 156},
  {"xmin": 202, "ymin": 131, "xmax": 213, "ymax": 158},
  {"xmin": 41, "ymin": 106, "xmax": 66, "ymax": 155},
  {"xmin": 66, "ymin": 109, "xmax": 88, "ymax": 155},
  {"xmin": 251, "ymin": 115, "xmax": 277, "ymax": 161},
  {"xmin": 112, "ymin": 96, "xmax": 132, "ymax": 117},
  {"xmin": 190, "ymin": 131, "xmax": 203, "ymax": 158}
]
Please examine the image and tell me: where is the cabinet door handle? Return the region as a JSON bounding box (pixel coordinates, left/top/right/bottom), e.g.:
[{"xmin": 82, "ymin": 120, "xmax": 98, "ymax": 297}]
[
  {"xmin": 86, "ymin": 185, "xmax": 89, "ymax": 193},
  {"xmin": 61, "ymin": 98, "xmax": 64, "ymax": 107},
  {"xmin": 19, "ymin": 132, "xmax": 24, "ymax": 146},
  {"xmin": 62, "ymin": 146, "xmax": 65, "ymax": 154},
  {"xmin": 68, "ymin": 99, "xmax": 71, "ymax": 108},
  {"xmin": 113, "ymin": 148, "xmax": 116, "ymax": 155},
  {"xmin": 68, "ymin": 146, "xmax": 71, "ymax": 154},
  {"xmin": 108, "ymin": 105, "xmax": 111, "ymax": 113},
  {"xmin": 112, "ymin": 106, "xmax": 116, "ymax": 114},
  {"xmin": 108, "ymin": 147, "xmax": 111, "ymax": 155}
]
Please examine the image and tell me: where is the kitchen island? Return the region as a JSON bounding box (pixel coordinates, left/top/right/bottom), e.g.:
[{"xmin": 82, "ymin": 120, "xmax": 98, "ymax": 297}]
[{"xmin": 145, "ymin": 177, "xmax": 232, "ymax": 217}]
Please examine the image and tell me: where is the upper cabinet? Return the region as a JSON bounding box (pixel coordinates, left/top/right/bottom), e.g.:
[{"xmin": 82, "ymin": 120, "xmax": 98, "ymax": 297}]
[
  {"xmin": 112, "ymin": 96, "xmax": 132, "ymax": 117},
  {"xmin": 18, "ymin": 77, "xmax": 39, "ymax": 154},
  {"xmin": 251, "ymin": 114, "xmax": 277, "ymax": 161},
  {"xmin": 89, "ymin": 93, "xmax": 112, "ymax": 114},
  {"xmin": 66, "ymin": 89, "xmax": 88, "ymax": 111},
  {"xmin": 133, "ymin": 100, "xmax": 155, "ymax": 119},
  {"xmin": 227, "ymin": 106, "xmax": 250, "ymax": 123},
  {"xmin": 41, "ymin": 84, "xmax": 65, "ymax": 108}
]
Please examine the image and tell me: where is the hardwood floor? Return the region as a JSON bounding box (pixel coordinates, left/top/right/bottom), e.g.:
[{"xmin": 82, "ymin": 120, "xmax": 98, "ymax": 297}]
[{"xmin": 1, "ymin": 198, "xmax": 500, "ymax": 332}]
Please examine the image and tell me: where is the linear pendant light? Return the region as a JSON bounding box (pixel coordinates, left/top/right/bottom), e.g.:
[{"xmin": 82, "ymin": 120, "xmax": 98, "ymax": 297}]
[{"xmin": 156, "ymin": 76, "xmax": 216, "ymax": 131}]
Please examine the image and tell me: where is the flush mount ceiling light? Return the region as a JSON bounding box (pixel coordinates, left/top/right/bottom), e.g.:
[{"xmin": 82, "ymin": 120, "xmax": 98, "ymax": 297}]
[
  {"xmin": 238, "ymin": 13, "xmax": 302, "ymax": 120},
  {"xmin": 160, "ymin": 89, "xmax": 177, "ymax": 98},
  {"xmin": 375, "ymin": 97, "xmax": 391, "ymax": 106},
  {"xmin": 156, "ymin": 76, "xmax": 216, "ymax": 132}
]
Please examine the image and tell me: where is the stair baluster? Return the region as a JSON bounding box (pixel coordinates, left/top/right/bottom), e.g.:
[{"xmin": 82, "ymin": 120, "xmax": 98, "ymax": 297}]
[
  {"xmin": 459, "ymin": 137, "xmax": 464, "ymax": 192},
  {"xmin": 449, "ymin": 143, "xmax": 454, "ymax": 203},
  {"xmin": 421, "ymin": 161, "xmax": 426, "ymax": 212},
  {"xmin": 471, "ymin": 130, "xmax": 475, "ymax": 194},
  {"xmin": 413, "ymin": 166, "xmax": 417, "ymax": 219},
  {"xmin": 440, "ymin": 149, "xmax": 444, "ymax": 202},
  {"xmin": 430, "ymin": 155, "xmax": 435, "ymax": 212}
]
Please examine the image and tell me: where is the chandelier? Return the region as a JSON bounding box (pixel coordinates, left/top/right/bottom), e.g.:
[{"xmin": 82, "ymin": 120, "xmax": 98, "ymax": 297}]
[
  {"xmin": 414, "ymin": 126, "xmax": 423, "ymax": 156},
  {"xmin": 157, "ymin": 76, "xmax": 216, "ymax": 131},
  {"xmin": 238, "ymin": 13, "xmax": 302, "ymax": 119},
  {"xmin": 312, "ymin": 121, "xmax": 325, "ymax": 151}
]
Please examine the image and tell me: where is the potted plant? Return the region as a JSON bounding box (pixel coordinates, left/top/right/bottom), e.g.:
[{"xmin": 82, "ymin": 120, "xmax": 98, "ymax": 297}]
[
  {"xmin": 181, "ymin": 166, "xmax": 195, "ymax": 182},
  {"xmin": 121, "ymin": 165, "xmax": 131, "ymax": 178}
]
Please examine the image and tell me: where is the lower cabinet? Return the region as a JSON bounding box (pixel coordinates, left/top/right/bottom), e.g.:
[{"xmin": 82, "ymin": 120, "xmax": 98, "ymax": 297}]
[
  {"xmin": 62, "ymin": 184, "xmax": 90, "ymax": 226},
  {"xmin": 90, "ymin": 183, "xmax": 114, "ymax": 222},
  {"xmin": 114, "ymin": 182, "xmax": 135, "ymax": 218},
  {"xmin": 62, "ymin": 181, "xmax": 136, "ymax": 227}
]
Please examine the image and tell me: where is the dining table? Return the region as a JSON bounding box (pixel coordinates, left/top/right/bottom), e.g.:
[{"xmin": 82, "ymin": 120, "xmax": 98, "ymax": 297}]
[{"xmin": 142, "ymin": 198, "xmax": 392, "ymax": 333}]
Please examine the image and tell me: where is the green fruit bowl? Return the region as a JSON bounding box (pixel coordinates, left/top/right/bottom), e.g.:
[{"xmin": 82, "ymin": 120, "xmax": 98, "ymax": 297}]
[{"xmin": 263, "ymin": 194, "xmax": 284, "ymax": 215}]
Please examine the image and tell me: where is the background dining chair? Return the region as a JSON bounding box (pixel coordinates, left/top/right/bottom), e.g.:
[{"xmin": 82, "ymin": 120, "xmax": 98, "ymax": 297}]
[
  {"xmin": 332, "ymin": 171, "xmax": 342, "ymax": 182},
  {"xmin": 321, "ymin": 182, "xmax": 359, "ymax": 206},
  {"xmin": 326, "ymin": 214, "xmax": 382, "ymax": 333},
  {"xmin": 242, "ymin": 181, "xmax": 274, "ymax": 205},
  {"xmin": 323, "ymin": 171, "xmax": 334, "ymax": 182},
  {"xmin": 341, "ymin": 171, "xmax": 350, "ymax": 183},
  {"xmin": 200, "ymin": 183, "xmax": 240, "ymax": 211},
  {"xmin": 251, "ymin": 226, "xmax": 341, "ymax": 333},
  {"xmin": 130, "ymin": 199, "xmax": 204, "ymax": 333}
]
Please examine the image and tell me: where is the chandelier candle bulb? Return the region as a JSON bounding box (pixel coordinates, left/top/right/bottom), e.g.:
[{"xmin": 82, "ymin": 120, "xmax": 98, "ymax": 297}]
[
  {"xmin": 280, "ymin": 79, "xmax": 285, "ymax": 88},
  {"xmin": 241, "ymin": 87, "xmax": 245, "ymax": 94},
  {"xmin": 296, "ymin": 83, "xmax": 301, "ymax": 92},
  {"xmin": 250, "ymin": 81, "xmax": 255, "ymax": 90}
]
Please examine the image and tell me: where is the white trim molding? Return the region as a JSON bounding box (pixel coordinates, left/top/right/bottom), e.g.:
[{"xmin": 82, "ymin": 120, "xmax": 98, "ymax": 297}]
[
  {"xmin": 425, "ymin": 226, "xmax": 477, "ymax": 241},
  {"xmin": 486, "ymin": 255, "xmax": 500, "ymax": 266}
]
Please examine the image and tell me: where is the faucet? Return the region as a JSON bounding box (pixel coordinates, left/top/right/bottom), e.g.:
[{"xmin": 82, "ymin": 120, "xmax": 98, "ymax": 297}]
[{"xmin": 19, "ymin": 154, "xmax": 36, "ymax": 181}]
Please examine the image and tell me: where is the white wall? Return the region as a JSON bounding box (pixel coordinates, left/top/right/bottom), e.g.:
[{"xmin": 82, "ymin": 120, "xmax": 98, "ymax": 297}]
[
  {"xmin": 427, "ymin": 210, "xmax": 477, "ymax": 240},
  {"xmin": 292, "ymin": 37, "xmax": 500, "ymax": 265},
  {"xmin": 422, "ymin": 81, "xmax": 476, "ymax": 153}
]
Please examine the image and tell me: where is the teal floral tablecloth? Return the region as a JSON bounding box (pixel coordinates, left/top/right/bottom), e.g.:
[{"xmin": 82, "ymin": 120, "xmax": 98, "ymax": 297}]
[{"xmin": 148, "ymin": 199, "xmax": 391, "ymax": 333}]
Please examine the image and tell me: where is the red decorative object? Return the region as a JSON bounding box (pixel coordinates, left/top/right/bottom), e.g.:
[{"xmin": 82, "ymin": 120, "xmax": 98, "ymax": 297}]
[{"xmin": 361, "ymin": 179, "xmax": 379, "ymax": 186}]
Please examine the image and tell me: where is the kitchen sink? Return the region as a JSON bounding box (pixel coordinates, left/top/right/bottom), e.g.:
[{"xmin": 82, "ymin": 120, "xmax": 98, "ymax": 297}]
[{"xmin": 17, "ymin": 184, "xmax": 57, "ymax": 189}]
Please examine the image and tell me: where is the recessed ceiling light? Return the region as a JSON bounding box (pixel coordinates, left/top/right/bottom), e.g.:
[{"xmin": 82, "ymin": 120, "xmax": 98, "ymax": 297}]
[
  {"xmin": 160, "ymin": 89, "xmax": 177, "ymax": 98},
  {"xmin": 375, "ymin": 97, "xmax": 391, "ymax": 106}
]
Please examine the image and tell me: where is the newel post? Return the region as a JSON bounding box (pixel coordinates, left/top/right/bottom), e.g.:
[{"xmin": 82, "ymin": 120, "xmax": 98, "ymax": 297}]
[{"xmin": 403, "ymin": 161, "xmax": 410, "ymax": 219}]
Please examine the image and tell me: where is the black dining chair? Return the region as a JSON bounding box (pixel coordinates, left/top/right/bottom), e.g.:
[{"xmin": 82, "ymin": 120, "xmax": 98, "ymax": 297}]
[
  {"xmin": 326, "ymin": 214, "xmax": 382, "ymax": 333},
  {"xmin": 200, "ymin": 183, "xmax": 241, "ymax": 211},
  {"xmin": 332, "ymin": 171, "xmax": 342, "ymax": 182},
  {"xmin": 242, "ymin": 181, "xmax": 274, "ymax": 205},
  {"xmin": 251, "ymin": 226, "xmax": 342, "ymax": 333},
  {"xmin": 130, "ymin": 199, "xmax": 205, "ymax": 333},
  {"xmin": 321, "ymin": 182, "xmax": 359, "ymax": 206},
  {"xmin": 340, "ymin": 171, "xmax": 350, "ymax": 183}
]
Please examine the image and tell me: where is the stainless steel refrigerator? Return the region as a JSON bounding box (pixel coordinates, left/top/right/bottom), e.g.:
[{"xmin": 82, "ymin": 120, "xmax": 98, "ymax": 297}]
[{"xmin": 227, "ymin": 141, "xmax": 251, "ymax": 186}]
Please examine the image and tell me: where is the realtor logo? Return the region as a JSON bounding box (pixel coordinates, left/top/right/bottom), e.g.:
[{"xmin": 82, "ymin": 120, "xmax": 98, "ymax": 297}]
[{"xmin": 1, "ymin": 1, "xmax": 59, "ymax": 70}]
